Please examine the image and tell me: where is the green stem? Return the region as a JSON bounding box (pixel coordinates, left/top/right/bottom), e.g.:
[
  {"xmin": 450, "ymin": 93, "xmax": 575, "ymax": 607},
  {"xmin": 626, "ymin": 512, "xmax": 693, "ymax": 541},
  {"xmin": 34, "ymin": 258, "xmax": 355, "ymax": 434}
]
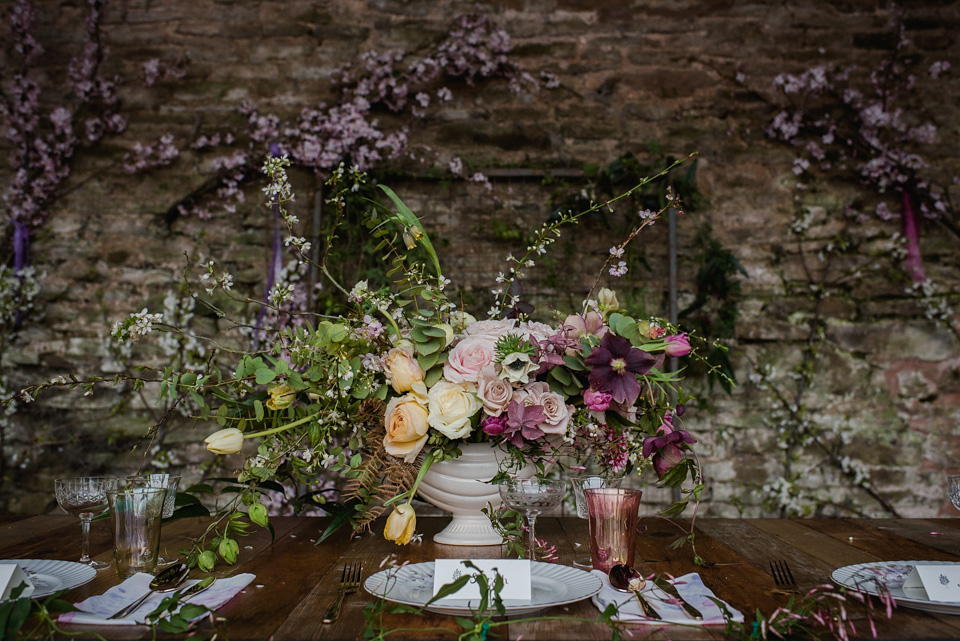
[
  {"xmin": 382, "ymin": 449, "xmax": 439, "ymax": 508},
  {"xmin": 243, "ymin": 412, "xmax": 316, "ymax": 439}
]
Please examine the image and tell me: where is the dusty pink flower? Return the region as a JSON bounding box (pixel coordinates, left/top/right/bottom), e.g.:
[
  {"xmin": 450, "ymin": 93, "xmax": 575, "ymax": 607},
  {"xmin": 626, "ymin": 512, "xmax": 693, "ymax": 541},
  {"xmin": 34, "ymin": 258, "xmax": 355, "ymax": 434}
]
[
  {"xmin": 642, "ymin": 411, "xmax": 697, "ymax": 477},
  {"xmin": 664, "ymin": 333, "xmax": 691, "ymax": 358},
  {"xmin": 583, "ymin": 388, "xmax": 612, "ymax": 412}
]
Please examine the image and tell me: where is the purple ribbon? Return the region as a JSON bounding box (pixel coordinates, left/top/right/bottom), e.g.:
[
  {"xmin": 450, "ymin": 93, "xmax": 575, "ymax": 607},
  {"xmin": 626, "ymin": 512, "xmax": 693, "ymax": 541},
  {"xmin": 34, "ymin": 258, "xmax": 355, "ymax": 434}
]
[
  {"xmin": 900, "ymin": 189, "xmax": 926, "ymax": 283},
  {"xmin": 12, "ymin": 220, "xmax": 29, "ymax": 328}
]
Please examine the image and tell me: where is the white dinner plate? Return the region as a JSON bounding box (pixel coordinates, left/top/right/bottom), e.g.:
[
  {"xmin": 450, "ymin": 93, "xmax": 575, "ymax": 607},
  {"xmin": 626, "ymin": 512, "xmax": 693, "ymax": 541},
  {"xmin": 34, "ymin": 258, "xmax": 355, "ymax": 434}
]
[
  {"xmin": 0, "ymin": 559, "xmax": 97, "ymax": 600},
  {"xmin": 364, "ymin": 561, "xmax": 602, "ymax": 616},
  {"xmin": 832, "ymin": 560, "xmax": 960, "ymax": 615}
]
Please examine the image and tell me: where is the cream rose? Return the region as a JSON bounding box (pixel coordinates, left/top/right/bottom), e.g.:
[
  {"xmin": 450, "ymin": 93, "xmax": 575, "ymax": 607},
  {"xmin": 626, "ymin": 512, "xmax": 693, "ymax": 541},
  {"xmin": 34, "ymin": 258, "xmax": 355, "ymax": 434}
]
[
  {"xmin": 477, "ymin": 365, "xmax": 513, "ymax": 417},
  {"xmin": 384, "ymin": 345, "xmax": 425, "ymax": 393},
  {"xmin": 383, "ymin": 394, "xmax": 430, "ymax": 462},
  {"xmin": 443, "ymin": 337, "xmax": 495, "ymax": 384},
  {"xmin": 427, "ymin": 380, "xmax": 482, "ymax": 439}
]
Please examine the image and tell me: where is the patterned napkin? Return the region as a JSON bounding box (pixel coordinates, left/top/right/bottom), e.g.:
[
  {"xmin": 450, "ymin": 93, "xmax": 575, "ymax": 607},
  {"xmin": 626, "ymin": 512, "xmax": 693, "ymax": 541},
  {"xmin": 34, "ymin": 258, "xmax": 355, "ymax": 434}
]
[
  {"xmin": 59, "ymin": 572, "xmax": 255, "ymax": 626},
  {"xmin": 590, "ymin": 570, "xmax": 744, "ymax": 625}
]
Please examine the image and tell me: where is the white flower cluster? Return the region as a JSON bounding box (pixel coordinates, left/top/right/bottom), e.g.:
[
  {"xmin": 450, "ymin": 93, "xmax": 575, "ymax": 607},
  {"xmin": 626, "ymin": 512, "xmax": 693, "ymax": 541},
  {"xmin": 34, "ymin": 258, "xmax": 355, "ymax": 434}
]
[
  {"xmin": 199, "ymin": 259, "xmax": 235, "ymax": 295},
  {"xmin": 111, "ymin": 308, "xmax": 163, "ymax": 344},
  {"xmin": 261, "ymin": 155, "xmax": 295, "ymax": 204},
  {"xmin": 907, "ymin": 278, "xmax": 954, "ymax": 324}
]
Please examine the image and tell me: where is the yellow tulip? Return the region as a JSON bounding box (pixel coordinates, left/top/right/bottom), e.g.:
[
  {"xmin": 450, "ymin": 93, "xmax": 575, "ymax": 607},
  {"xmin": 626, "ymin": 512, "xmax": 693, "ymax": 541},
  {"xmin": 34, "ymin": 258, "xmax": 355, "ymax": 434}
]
[
  {"xmin": 384, "ymin": 504, "xmax": 416, "ymax": 545},
  {"xmin": 204, "ymin": 428, "xmax": 245, "ymax": 454}
]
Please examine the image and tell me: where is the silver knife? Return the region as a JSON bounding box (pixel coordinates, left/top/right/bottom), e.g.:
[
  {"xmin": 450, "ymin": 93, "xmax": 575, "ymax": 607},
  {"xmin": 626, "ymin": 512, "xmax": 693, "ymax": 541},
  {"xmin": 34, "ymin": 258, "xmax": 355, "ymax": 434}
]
[{"xmin": 653, "ymin": 576, "xmax": 703, "ymax": 620}]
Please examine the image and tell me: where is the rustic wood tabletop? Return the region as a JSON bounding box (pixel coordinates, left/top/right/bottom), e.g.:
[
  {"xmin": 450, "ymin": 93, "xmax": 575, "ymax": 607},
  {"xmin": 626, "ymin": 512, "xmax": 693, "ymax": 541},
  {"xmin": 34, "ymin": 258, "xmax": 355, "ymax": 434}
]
[{"xmin": 3, "ymin": 513, "xmax": 960, "ymax": 640}]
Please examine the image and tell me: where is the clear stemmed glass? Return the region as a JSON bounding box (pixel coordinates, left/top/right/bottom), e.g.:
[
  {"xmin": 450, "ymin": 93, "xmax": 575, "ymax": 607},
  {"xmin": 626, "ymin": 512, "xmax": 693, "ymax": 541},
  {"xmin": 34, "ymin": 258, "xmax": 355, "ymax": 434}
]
[
  {"xmin": 55, "ymin": 477, "xmax": 120, "ymax": 569},
  {"xmin": 126, "ymin": 473, "xmax": 181, "ymax": 564},
  {"xmin": 948, "ymin": 475, "xmax": 960, "ymax": 513},
  {"xmin": 569, "ymin": 472, "xmax": 624, "ymax": 568},
  {"xmin": 499, "ymin": 477, "xmax": 565, "ymax": 561}
]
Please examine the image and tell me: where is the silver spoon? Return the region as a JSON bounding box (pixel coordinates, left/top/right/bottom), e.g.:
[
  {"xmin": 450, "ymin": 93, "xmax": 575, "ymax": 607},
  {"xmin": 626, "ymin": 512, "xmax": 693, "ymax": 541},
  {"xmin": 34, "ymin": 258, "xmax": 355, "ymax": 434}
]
[
  {"xmin": 608, "ymin": 563, "xmax": 662, "ymax": 620},
  {"xmin": 108, "ymin": 563, "xmax": 189, "ymax": 620}
]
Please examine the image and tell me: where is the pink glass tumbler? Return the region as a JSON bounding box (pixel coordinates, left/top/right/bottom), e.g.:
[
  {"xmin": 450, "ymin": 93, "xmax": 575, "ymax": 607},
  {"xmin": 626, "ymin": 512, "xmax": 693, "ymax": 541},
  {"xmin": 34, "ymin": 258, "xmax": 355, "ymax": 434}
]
[{"xmin": 584, "ymin": 488, "xmax": 643, "ymax": 572}]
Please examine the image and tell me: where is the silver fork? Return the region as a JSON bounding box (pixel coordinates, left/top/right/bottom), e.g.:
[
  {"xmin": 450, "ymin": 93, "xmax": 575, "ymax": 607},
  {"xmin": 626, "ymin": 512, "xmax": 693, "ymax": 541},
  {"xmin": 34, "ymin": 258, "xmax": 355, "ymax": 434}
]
[
  {"xmin": 322, "ymin": 563, "xmax": 362, "ymax": 624},
  {"xmin": 770, "ymin": 559, "xmax": 797, "ymax": 588}
]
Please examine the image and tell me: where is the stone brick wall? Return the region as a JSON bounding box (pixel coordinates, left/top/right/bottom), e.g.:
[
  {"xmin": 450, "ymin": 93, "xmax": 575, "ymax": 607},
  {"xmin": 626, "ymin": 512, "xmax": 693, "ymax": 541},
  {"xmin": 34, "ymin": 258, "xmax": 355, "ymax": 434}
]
[{"xmin": 2, "ymin": 0, "xmax": 959, "ymax": 519}]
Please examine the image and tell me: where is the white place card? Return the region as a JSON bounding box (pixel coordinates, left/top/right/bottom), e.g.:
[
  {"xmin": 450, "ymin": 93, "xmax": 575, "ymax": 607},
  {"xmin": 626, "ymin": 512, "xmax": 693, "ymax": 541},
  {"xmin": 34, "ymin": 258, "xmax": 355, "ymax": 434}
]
[
  {"xmin": 0, "ymin": 563, "xmax": 35, "ymax": 601},
  {"xmin": 903, "ymin": 564, "xmax": 960, "ymax": 602},
  {"xmin": 432, "ymin": 559, "xmax": 532, "ymax": 602}
]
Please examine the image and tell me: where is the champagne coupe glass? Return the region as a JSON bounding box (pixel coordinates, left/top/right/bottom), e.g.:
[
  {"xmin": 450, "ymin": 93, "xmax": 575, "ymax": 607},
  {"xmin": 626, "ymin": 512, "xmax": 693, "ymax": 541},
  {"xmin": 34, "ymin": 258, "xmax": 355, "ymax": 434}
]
[
  {"xmin": 126, "ymin": 473, "xmax": 181, "ymax": 563},
  {"xmin": 948, "ymin": 475, "xmax": 960, "ymax": 513},
  {"xmin": 55, "ymin": 477, "xmax": 120, "ymax": 569},
  {"xmin": 499, "ymin": 477, "xmax": 565, "ymax": 561},
  {"xmin": 569, "ymin": 471, "xmax": 624, "ymax": 568}
]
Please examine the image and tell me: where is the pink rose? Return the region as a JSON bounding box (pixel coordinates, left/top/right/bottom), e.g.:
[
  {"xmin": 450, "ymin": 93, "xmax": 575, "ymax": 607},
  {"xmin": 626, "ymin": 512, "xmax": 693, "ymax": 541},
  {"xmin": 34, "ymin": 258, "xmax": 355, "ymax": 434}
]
[
  {"xmin": 463, "ymin": 319, "xmax": 518, "ymax": 344},
  {"xmin": 443, "ymin": 337, "xmax": 496, "ymax": 384},
  {"xmin": 518, "ymin": 321, "xmax": 555, "ymax": 344},
  {"xmin": 664, "ymin": 333, "xmax": 691, "ymax": 358},
  {"xmin": 514, "ymin": 382, "xmax": 573, "ymax": 435},
  {"xmin": 583, "ymin": 388, "xmax": 612, "ymax": 411},
  {"xmin": 477, "ymin": 365, "xmax": 513, "ymax": 416},
  {"xmin": 538, "ymin": 391, "xmax": 573, "ymax": 434}
]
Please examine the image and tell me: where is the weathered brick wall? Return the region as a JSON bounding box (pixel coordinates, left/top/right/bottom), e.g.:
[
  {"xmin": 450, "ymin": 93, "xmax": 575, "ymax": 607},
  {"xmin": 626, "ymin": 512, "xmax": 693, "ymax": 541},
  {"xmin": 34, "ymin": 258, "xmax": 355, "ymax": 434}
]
[{"xmin": 2, "ymin": 0, "xmax": 959, "ymax": 519}]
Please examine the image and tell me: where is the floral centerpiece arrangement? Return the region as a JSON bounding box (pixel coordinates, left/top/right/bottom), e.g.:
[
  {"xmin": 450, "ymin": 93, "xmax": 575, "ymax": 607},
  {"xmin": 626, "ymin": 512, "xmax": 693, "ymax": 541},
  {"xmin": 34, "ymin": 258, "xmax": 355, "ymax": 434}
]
[{"xmin": 110, "ymin": 154, "xmax": 705, "ymax": 566}]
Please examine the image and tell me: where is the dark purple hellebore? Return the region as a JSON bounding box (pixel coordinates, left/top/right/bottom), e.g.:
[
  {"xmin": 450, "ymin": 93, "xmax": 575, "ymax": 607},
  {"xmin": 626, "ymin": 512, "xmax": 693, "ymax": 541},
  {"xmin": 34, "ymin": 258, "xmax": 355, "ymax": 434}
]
[
  {"xmin": 642, "ymin": 411, "xmax": 697, "ymax": 477},
  {"xmin": 584, "ymin": 333, "xmax": 656, "ymax": 406}
]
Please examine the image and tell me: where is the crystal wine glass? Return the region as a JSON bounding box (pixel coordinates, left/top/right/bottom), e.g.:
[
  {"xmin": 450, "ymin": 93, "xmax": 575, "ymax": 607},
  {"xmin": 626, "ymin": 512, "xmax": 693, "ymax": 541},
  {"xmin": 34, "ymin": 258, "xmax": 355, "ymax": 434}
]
[
  {"xmin": 499, "ymin": 477, "xmax": 565, "ymax": 561},
  {"xmin": 569, "ymin": 471, "xmax": 624, "ymax": 568},
  {"xmin": 55, "ymin": 477, "xmax": 120, "ymax": 569},
  {"xmin": 948, "ymin": 474, "xmax": 960, "ymax": 513},
  {"xmin": 126, "ymin": 473, "xmax": 181, "ymax": 563}
]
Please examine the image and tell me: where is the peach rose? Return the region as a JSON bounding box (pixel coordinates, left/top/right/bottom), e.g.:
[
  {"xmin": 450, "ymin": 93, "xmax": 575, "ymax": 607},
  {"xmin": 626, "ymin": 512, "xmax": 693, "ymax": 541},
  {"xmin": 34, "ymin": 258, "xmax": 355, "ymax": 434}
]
[
  {"xmin": 384, "ymin": 345, "xmax": 425, "ymax": 394},
  {"xmin": 383, "ymin": 394, "xmax": 430, "ymax": 462}
]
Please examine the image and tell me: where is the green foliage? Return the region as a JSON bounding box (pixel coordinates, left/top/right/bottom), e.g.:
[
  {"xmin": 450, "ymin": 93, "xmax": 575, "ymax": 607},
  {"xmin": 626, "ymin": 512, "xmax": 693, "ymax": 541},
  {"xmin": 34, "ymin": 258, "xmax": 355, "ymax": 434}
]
[{"xmin": 679, "ymin": 223, "xmax": 746, "ymax": 393}]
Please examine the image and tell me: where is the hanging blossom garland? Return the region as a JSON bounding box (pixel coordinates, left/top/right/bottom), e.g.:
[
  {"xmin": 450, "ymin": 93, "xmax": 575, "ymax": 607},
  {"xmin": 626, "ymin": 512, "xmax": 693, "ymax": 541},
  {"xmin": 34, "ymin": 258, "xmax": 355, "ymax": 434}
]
[
  {"xmin": 150, "ymin": 7, "xmax": 554, "ymax": 223},
  {"xmin": 760, "ymin": 5, "xmax": 956, "ymax": 325}
]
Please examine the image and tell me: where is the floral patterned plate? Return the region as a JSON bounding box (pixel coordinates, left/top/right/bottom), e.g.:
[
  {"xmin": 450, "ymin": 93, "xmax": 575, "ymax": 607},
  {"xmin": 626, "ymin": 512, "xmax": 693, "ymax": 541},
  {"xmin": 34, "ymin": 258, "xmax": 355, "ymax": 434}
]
[
  {"xmin": 364, "ymin": 561, "xmax": 602, "ymax": 616},
  {"xmin": 832, "ymin": 561, "xmax": 960, "ymax": 615}
]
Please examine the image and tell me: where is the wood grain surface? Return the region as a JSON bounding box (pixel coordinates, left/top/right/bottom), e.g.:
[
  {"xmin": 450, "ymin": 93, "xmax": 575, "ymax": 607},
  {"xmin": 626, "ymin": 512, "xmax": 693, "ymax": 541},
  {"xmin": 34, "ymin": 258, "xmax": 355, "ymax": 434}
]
[{"xmin": 3, "ymin": 515, "xmax": 960, "ymax": 640}]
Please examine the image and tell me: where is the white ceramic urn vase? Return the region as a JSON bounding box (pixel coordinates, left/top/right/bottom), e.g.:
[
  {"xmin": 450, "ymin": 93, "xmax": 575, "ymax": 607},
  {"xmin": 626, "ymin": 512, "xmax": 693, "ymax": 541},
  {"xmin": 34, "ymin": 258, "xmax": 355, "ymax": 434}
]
[{"xmin": 417, "ymin": 442, "xmax": 534, "ymax": 546}]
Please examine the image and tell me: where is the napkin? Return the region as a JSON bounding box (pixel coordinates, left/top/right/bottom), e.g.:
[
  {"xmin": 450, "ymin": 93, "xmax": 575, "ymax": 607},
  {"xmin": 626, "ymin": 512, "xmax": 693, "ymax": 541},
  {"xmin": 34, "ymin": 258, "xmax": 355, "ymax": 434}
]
[
  {"xmin": 59, "ymin": 572, "xmax": 255, "ymax": 625},
  {"xmin": 590, "ymin": 570, "xmax": 744, "ymax": 625}
]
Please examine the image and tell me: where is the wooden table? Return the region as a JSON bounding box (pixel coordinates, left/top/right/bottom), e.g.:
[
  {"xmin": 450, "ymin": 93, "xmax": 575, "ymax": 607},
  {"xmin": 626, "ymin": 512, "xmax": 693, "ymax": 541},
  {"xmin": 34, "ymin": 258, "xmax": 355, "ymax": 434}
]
[{"xmin": 3, "ymin": 514, "xmax": 960, "ymax": 639}]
